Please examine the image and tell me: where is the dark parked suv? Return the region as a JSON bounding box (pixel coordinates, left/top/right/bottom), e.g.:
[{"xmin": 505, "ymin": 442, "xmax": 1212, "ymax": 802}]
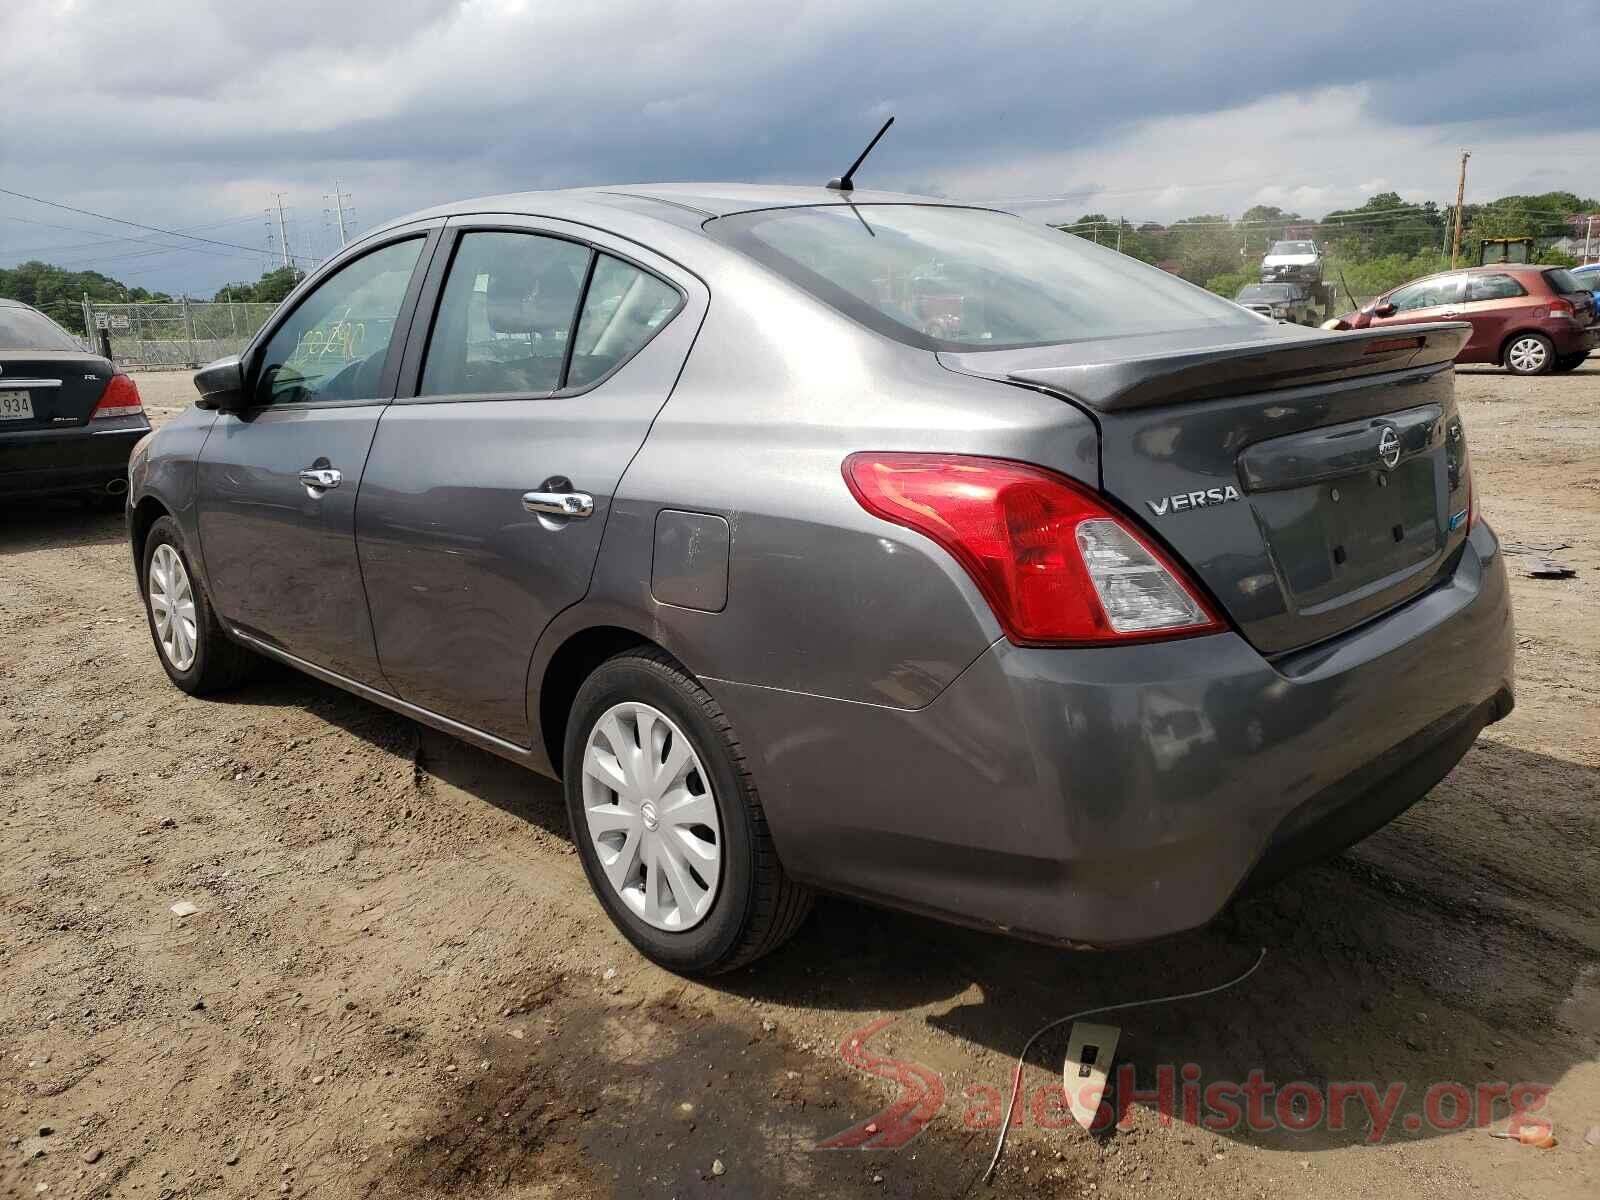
[{"xmin": 1333, "ymin": 264, "xmax": 1598, "ymax": 374}]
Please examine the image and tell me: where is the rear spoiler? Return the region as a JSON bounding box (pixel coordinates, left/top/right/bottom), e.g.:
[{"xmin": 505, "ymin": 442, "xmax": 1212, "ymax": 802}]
[{"xmin": 1005, "ymin": 323, "xmax": 1471, "ymax": 413}]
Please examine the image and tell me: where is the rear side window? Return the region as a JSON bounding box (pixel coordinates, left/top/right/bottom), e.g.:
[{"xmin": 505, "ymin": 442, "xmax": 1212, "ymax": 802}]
[
  {"xmin": 420, "ymin": 234, "xmax": 683, "ymax": 396},
  {"xmin": 0, "ymin": 305, "xmax": 82, "ymax": 351},
  {"xmin": 1543, "ymin": 268, "xmax": 1583, "ymax": 295},
  {"xmin": 1467, "ymin": 274, "xmax": 1526, "ymax": 301},
  {"xmin": 567, "ymin": 255, "xmax": 683, "ymax": 389},
  {"xmin": 709, "ymin": 205, "xmax": 1256, "ymax": 351},
  {"xmin": 420, "ymin": 232, "xmax": 590, "ymax": 397}
]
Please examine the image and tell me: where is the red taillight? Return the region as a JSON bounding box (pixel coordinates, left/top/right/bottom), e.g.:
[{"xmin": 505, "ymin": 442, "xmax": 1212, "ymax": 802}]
[
  {"xmin": 1548, "ymin": 298, "xmax": 1576, "ymax": 320},
  {"xmin": 90, "ymin": 374, "xmax": 143, "ymax": 420},
  {"xmin": 842, "ymin": 453, "xmax": 1224, "ymax": 646}
]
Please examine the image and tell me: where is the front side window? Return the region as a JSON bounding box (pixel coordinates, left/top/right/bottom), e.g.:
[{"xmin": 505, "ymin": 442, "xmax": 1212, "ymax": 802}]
[
  {"xmin": 1467, "ymin": 274, "xmax": 1526, "ymax": 302},
  {"xmin": 254, "ymin": 238, "xmax": 424, "ymax": 406},
  {"xmin": 1389, "ymin": 275, "xmax": 1461, "ymax": 312},
  {"xmin": 420, "ymin": 232, "xmax": 591, "ymax": 396},
  {"xmin": 709, "ymin": 205, "xmax": 1256, "ymax": 351}
]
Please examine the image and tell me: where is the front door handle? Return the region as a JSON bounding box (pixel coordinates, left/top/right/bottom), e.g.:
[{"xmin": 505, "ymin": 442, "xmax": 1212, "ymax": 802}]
[
  {"xmin": 522, "ymin": 490, "xmax": 594, "ymax": 518},
  {"xmin": 299, "ymin": 467, "xmax": 342, "ymax": 490}
]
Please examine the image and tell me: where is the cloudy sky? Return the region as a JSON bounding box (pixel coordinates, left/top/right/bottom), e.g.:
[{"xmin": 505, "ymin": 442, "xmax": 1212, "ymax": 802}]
[{"xmin": 3, "ymin": 0, "xmax": 1597, "ymax": 295}]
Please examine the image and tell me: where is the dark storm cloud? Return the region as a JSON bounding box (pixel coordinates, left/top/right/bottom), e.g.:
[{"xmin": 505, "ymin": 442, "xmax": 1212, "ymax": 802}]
[{"xmin": 2, "ymin": 0, "xmax": 1595, "ymax": 292}]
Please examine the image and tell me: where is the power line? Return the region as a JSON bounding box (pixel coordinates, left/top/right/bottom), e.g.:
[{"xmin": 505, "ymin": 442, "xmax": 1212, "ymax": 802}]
[
  {"xmin": 0, "ymin": 185, "xmax": 315, "ymax": 265},
  {"xmin": 0, "ymin": 214, "xmax": 263, "ymax": 259}
]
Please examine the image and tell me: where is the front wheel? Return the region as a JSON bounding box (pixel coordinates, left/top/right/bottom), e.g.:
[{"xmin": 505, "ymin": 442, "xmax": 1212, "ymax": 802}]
[
  {"xmin": 1504, "ymin": 333, "xmax": 1555, "ymax": 376},
  {"xmin": 563, "ymin": 648, "xmax": 812, "ymax": 975},
  {"xmin": 140, "ymin": 516, "xmax": 256, "ymax": 694}
]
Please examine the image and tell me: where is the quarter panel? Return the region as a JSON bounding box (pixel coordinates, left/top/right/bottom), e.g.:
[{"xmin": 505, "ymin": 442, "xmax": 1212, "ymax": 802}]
[{"xmin": 577, "ymin": 251, "xmax": 1101, "ymax": 709}]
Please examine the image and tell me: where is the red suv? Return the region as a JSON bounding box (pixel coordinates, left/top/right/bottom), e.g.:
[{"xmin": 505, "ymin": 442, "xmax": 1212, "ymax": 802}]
[{"xmin": 1333, "ymin": 264, "xmax": 1598, "ymax": 375}]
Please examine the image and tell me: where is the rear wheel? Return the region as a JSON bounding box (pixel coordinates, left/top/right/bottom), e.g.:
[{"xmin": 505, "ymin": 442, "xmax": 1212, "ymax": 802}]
[
  {"xmin": 140, "ymin": 516, "xmax": 256, "ymax": 694},
  {"xmin": 1553, "ymin": 352, "xmax": 1588, "ymax": 373},
  {"xmin": 563, "ymin": 648, "xmax": 811, "ymax": 975},
  {"xmin": 1504, "ymin": 333, "xmax": 1554, "ymax": 376}
]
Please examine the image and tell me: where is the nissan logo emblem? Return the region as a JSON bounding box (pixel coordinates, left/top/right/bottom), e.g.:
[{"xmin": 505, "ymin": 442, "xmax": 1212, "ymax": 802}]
[{"xmin": 1378, "ymin": 428, "xmax": 1401, "ymax": 470}]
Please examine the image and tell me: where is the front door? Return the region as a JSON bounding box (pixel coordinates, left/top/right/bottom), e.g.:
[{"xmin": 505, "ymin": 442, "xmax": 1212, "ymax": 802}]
[
  {"xmin": 195, "ymin": 231, "xmax": 434, "ymax": 687},
  {"xmin": 356, "ymin": 220, "xmax": 704, "ymax": 742}
]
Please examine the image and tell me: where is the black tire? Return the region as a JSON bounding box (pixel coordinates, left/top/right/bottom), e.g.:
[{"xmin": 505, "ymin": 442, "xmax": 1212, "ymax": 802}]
[
  {"xmin": 563, "ymin": 648, "xmax": 812, "ymax": 975},
  {"xmin": 139, "ymin": 515, "xmax": 256, "ymax": 695},
  {"xmin": 1553, "ymin": 352, "xmax": 1588, "ymax": 373},
  {"xmin": 1503, "ymin": 332, "xmax": 1555, "ymax": 376}
]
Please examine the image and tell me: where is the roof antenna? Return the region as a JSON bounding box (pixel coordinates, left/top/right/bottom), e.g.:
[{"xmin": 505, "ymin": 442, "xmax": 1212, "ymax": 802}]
[{"xmin": 827, "ymin": 116, "xmax": 895, "ymax": 192}]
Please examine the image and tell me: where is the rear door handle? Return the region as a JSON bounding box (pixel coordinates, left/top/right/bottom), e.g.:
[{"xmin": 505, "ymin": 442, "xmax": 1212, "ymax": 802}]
[
  {"xmin": 299, "ymin": 467, "xmax": 342, "ymax": 490},
  {"xmin": 522, "ymin": 490, "xmax": 594, "ymax": 518}
]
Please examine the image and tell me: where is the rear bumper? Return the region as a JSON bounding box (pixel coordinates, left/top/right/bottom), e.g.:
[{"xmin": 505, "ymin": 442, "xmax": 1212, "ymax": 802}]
[
  {"xmin": 1553, "ymin": 321, "xmax": 1600, "ymax": 355},
  {"xmin": 0, "ymin": 420, "xmax": 147, "ymax": 499},
  {"xmin": 707, "ymin": 519, "xmax": 1514, "ymax": 946}
]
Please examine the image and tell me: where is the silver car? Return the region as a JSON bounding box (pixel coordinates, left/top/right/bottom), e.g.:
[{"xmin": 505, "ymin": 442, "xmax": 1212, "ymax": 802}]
[{"xmin": 127, "ymin": 185, "xmax": 1514, "ymax": 974}]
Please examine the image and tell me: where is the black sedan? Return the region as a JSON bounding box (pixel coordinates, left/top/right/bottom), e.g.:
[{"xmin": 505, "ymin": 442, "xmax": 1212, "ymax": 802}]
[{"xmin": 0, "ymin": 298, "xmax": 149, "ymax": 509}]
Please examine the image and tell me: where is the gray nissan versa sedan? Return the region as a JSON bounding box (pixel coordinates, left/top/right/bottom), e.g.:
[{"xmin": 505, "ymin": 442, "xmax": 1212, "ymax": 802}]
[{"xmin": 125, "ymin": 184, "xmax": 1514, "ymax": 974}]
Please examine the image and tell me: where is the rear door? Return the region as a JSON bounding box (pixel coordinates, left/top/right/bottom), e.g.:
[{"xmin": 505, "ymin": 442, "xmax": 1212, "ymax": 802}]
[
  {"xmin": 1458, "ymin": 271, "xmax": 1530, "ymax": 359},
  {"xmin": 194, "ymin": 227, "xmax": 438, "ymax": 686},
  {"xmin": 356, "ymin": 217, "xmax": 706, "ymax": 743}
]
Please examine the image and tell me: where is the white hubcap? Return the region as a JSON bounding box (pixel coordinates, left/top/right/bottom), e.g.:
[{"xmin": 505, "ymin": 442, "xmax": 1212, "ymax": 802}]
[
  {"xmin": 1509, "ymin": 338, "xmax": 1547, "ymax": 372},
  {"xmin": 581, "ymin": 702, "xmax": 721, "ymax": 932},
  {"xmin": 147, "ymin": 543, "xmax": 198, "ymax": 671}
]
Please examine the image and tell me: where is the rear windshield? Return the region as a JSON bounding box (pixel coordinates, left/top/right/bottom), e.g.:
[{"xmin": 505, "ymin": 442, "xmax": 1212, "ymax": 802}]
[
  {"xmin": 1270, "ymin": 241, "xmax": 1315, "ymax": 255},
  {"xmin": 1237, "ymin": 284, "xmax": 1297, "ymax": 300},
  {"xmin": 0, "ymin": 305, "xmax": 82, "ymax": 351},
  {"xmin": 707, "ymin": 205, "xmax": 1257, "ymax": 351},
  {"xmin": 1544, "ymin": 268, "xmax": 1584, "ymax": 295}
]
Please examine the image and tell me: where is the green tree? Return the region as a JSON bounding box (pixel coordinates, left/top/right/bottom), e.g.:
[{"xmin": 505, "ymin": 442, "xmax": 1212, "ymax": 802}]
[
  {"xmin": 0, "ymin": 260, "xmax": 167, "ymax": 335},
  {"xmin": 213, "ymin": 265, "xmax": 303, "ymax": 304},
  {"xmin": 1321, "ymin": 192, "xmax": 1444, "ymax": 259}
]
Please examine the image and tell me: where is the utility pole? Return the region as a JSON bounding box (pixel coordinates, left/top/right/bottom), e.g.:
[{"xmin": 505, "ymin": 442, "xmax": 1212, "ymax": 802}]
[
  {"xmin": 325, "ymin": 180, "xmax": 352, "ymax": 247},
  {"xmin": 1450, "ymin": 150, "xmax": 1470, "ymax": 269},
  {"xmin": 1585, "ymin": 215, "xmax": 1595, "ymax": 265},
  {"xmin": 1115, "ymin": 216, "xmax": 1123, "ymax": 253},
  {"xmin": 272, "ymin": 193, "xmax": 292, "ymax": 269}
]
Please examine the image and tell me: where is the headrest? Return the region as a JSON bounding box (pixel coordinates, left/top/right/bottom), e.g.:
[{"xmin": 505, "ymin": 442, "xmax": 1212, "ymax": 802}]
[{"xmin": 485, "ymin": 261, "xmax": 581, "ymax": 336}]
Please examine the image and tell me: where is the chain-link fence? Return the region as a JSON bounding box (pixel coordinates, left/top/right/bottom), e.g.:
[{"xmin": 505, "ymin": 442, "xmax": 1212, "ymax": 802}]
[{"xmin": 81, "ymin": 298, "xmax": 281, "ymax": 370}]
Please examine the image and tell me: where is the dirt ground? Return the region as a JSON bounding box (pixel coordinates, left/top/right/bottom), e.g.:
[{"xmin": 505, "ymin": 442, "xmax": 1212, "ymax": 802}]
[{"xmin": 3, "ymin": 366, "xmax": 1597, "ymax": 1200}]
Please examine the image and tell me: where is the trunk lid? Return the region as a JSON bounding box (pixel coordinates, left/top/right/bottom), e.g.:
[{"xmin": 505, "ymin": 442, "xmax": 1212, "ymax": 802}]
[
  {"xmin": 940, "ymin": 322, "xmax": 1474, "ymax": 655},
  {"xmin": 0, "ymin": 351, "xmax": 114, "ymax": 432}
]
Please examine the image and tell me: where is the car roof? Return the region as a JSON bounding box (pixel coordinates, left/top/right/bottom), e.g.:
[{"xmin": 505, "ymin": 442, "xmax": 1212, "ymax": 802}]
[{"xmin": 373, "ymin": 183, "xmax": 988, "ymax": 238}]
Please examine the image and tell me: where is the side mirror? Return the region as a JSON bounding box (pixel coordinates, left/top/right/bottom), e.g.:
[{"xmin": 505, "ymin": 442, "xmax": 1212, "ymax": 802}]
[
  {"xmin": 1372, "ymin": 302, "xmax": 1397, "ymax": 318},
  {"xmin": 193, "ymin": 355, "xmax": 248, "ymax": 412}
]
